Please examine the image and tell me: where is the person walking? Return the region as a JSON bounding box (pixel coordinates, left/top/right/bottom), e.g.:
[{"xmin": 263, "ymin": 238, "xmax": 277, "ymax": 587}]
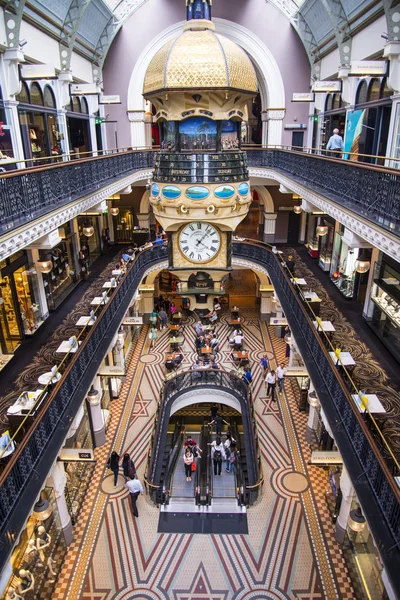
[
  {"xmin": 149, "ymin": 326, "xmax": 157, "ymax": 349},
  {"xmin": 158, "ymin": 308, "xmax": 168, "ymax": 330},
  {"xmin": 276, "ymin": 363, "xmax": 286, "ymax": 394},
  {"xmin": 125, "ymin": 473, "xmax": 143, "ymax": 517},
  {"xmin": 209, "ymin": 436, "xmax": 226, "ymax": 476},
  {"xmin": 107, "ymin": 451, "xmax": 120, "ymax": 487},
  {"xmin": 326, "ymin": 128, "xmax": 344, "ymax": 158},
  {"xmin": 208, "ymin": 412, "xmax": 228, "ymax": 435},
  {"xmin": 122, "ymin": 453, "xmax": 135, "ymax": 478},
  {"xmin": 149, "ymin": 309, "xmax": 158, "ymax": 328},
  {"xmin": 224, "ymin": 433, "xmax": 236, "ymax": 473},
  {"xmin": 184, "ymin": 447, "xmax": 194, "ymax": 482},
  {"xmin": 265, "ymin": 369, "xmax": 277, "ymax": 402},
  {"xmin": 260, "ymin": 354, "xmax": 269, "ymax": 374}
]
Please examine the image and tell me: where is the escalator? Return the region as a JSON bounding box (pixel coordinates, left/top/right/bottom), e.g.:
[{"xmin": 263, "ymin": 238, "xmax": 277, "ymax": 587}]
[{"xmin": 158, "ymin": 418, "xmax": 248, "ymax": 534}]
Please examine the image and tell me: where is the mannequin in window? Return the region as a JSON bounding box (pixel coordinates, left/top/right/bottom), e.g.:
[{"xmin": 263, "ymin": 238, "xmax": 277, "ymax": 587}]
[
  {"xmin": 36, "ymin": 526, "xmax": 51, "ymax": 562},
  {"xmin": 22, "ymin": 539, "xmax": 43, "ymax": 569},
  {"xmin": 16, "ymin": 570, "xmax": 34, "ymax": 596}
]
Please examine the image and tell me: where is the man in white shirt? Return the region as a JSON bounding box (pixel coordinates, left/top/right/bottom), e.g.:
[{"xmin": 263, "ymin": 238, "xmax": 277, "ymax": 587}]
[
  {"xmin": 276, "ymin": 363, "xmax": 286, "ymax": 393},
  {"xmin": 125, "ymin": 473, "xmax": 143, "ymax": 517},
  {"xmin": 326, "ymin": 128, "xmax": 344, "ymax": 158},
  {"xmin": 265, "ymin": 370, "xmax": 277, "ymax": 402}
]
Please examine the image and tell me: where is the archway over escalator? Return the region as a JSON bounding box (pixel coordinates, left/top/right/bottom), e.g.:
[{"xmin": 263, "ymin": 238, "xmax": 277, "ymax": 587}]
[
  {"xmin": 222, "ymin": 269, "xmax": 259, "ymax": 309},
  {"xmin": 146, "ymin": 372, "xmax": 262, "ymax": 534}
]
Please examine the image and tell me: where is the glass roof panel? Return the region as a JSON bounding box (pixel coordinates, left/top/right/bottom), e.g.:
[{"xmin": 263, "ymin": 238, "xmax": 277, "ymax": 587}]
[
  {"xmin": 299, "ymin": 0, "xmax": 334, "ymax": 44},
  {"xmin": 77, "ymin": 0, "xmax": 113, "ymax": 48},
  {"xmin": 29, "ymin": 0, "xmax": 70, "ymax": 24}
]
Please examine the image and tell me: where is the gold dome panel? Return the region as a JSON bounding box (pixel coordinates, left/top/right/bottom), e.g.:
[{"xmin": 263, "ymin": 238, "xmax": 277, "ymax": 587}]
[{"xmin": 144, "ymin": 30, "xmax": 257, "ymax": 95}]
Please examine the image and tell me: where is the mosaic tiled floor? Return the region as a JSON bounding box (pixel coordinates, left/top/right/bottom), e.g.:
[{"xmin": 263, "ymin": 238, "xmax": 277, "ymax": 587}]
[{"xmin": 53, "ymin": 309, "xmax": 356, "ymax": 600}]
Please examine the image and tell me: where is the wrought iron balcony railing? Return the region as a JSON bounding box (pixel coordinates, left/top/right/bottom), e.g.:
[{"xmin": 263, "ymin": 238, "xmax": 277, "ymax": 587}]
[
  {"xmin": 246, "ymin": 148, "xmax": 400, "ymax": 236},
  {"xmin": 0, "ymin": 150, "xmax": 154, "ymax": 235},
  {"xmin": 1, "ymin": 148, "xmax": 399, "ymax": 241}
]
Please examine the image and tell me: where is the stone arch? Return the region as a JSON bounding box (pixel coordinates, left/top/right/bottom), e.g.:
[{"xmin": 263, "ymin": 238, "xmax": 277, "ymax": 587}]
[
  {"xmin": 139, "ymin": 190, "xmax": 150, "ymax": 213},
  {"xmin": 127, "ymin": 18, "xmax": 285, "ymax": 146},
  {"xmin": 253, "ymin": 186, "xmax": 274, "ymax": 213}
]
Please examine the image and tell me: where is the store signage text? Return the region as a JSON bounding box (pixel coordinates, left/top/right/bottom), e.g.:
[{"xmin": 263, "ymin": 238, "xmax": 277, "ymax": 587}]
[
  {"xmin": 350, "ymin": 61, "xmax": 386, "ymax": 76},
  {"xmin": 99, "ymin": 94, "xmax": 121, "ymax": 104},
  {"xmin": 22, "ymin": 64, "xmax": 56, "ymax": 79},
  {"xmin": 310, "ymin": 451, "xmax": 342, "ymax": 464},
  {"xmin": 70, "ymin": 83, "xmax": 98, "ymax": 95},
  {"xmin": 122, "ymin": 316, "xmax": 143, "ymax": 325},
  {"xmin": 292, "ymin": 93, "xmax": 315, "ymax": 102},
  {"xmin": 98, "ymin": 366, "xmax": 125, "ymax": 377},
  {"xmin": 312, "ymin": 81, "xmax": 341, "ymax": 93},
  {"xmin": 59, "ymin": 448, "xmax": 96, "ymax": 462}
]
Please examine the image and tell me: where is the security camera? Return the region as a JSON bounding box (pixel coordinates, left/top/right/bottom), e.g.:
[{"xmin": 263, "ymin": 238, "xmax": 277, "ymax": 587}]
[
  {"xmin": 19, "ymin": 39, "xmax": 27, "ymax": 48},
  {"xmin": 381, "ymin": 33, "xmax": 389, "ymax": 40}
]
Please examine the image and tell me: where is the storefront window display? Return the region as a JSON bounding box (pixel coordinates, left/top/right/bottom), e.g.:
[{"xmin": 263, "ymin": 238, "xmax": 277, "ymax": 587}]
[
  {"xmin": 366, "ymin": 259, "xmax": 400, "ymax": 363},
  {"xmin": 0, "ymin": 253, "xmax": 46, "ymax": 353},
  {"xmin": 17, "ymin": 82, "xmax": 63, "ymax": 162},
  {"xmin": 78, "ymin": 216, "xmax": 101, "ymax": 263},
  {"xmin": 0, "ymin": 85, "xmax": 15, "ymax": 165},
  {"xmin": 3, "ymin": 487, "xmax": 67, "ymax": 600},
  {"xmin": 39, "ymin": 231, "xmax": 79, "ymax": 311},
  {"xmin": 330, "ymin": 232, "xmax": 359, "ymax": 298},
  {"xmin": 63, "ymin": 404, "xmax": 96, "ymax": 525},
  {"xmin": 322, "ymin": 93, "xmax": 346, "ymax": 152},
  {"xmin": 306, "ymin": 215, "xmax": 319, "ymax": 258},
  {"xmin": 112, "ymin": 209, "xmax": 134, "ymax": 244},
  {"xmin": 318, "ymin": 219, "xmax": 335, "ymax": 272},
  {"xmin": 66, "ymin": 96, "xmax": 91, "ymax": 156}
]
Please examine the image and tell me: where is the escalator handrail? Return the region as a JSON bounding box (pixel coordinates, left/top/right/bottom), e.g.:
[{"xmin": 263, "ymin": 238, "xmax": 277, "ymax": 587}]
[
  {"xmin": 195, "ymin": 426, "xmax": 205, "ymax": 505},
  {"xmin": 229, "ymin": 420, "xmax": 247, "ymax": 506},
  {"xmin": 162, "ymin": 428, "xmax": 185, "ymax": 503}
]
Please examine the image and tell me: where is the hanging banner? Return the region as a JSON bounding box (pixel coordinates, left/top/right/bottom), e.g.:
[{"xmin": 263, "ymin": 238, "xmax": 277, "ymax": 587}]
[
  {"xmin": 292, "ymin": 93, "xmax": 315, "ymax": 102},
  {"xmin": 312, "ymin": 81, "xmax": 341, "ymax": 93},
  {"xmin": 350, "ymin": 61, "xmax": 387, "ymax": 76},
  {"xmin": 99, "ymin": 94, "xmax": 121, "ymax": 104}
]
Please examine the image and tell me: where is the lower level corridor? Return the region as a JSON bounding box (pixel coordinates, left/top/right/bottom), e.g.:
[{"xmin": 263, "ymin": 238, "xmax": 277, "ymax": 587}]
[{"xmin": 53, "ymin": 308, "xmax": 355, "ymax": 600}]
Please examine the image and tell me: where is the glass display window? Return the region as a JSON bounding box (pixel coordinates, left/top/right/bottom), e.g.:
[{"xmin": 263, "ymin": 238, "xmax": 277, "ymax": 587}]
[
  {"xmin": 13, "ymin": 265, "xmax": 45, "ymax": 335},
  {"xmin": 39, "ymin": 235, "xmax": 78, "ymax": 311},
  {"xmin": 318, "ymin": 222, "xmax": 335, "ymax": 271},
  {"xmin": 330, "ymin": 234, "xmax": 359, "ymax": 298},
  {"xmin": 78, "ymin": 216, "xmax": 101, "ymax": 263},
  {"xmin": 0, "ymin": 274, "xmax": 22, "ymax": 350},
  {"xmin": 112, "ymin": 209, "xmax": 134, "ymax": 244}
]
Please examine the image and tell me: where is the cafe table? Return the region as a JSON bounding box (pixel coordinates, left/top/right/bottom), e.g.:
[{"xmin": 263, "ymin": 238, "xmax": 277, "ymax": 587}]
[
  {"xmin": 76, "ymin": 316, "xmax": 96, "ymax": 327},
  {"xmin": 351, "ymin": 394, "xmax": 386, "ymax": 414},
  {"xmin": 291, "ymin": 278, "xmax": 307, "ymax": 286},
  {"xmin": 91, "ymin": 296, "xmax": 109, "ymax": 305},
  {"xmin": 201, "ymin": 346, "xmax": 213, "ymax": 355},
  {"xmin": 56, "ymin": 340, "xmax": 82, "ymax": 354},
  {"xmin": 329, "ymin": 351, "xmax": 356, "ymax": 368},
  {"xmin": 38, "ymin": 371, "xmax": 62, "ymax": 386}
]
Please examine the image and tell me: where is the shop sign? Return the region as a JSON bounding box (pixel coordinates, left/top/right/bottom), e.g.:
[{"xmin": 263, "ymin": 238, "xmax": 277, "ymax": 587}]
[
  {"xmin": 59, "ymin": 448, "xmax": 96, "ymax": 462},
  {"xmin": 70, "ymin": 83, "xmax": 98, "ymax": 95},
  {"xmin": 310, "ymin": 451, "xmax": 342, "ymax": 465},
  {"xmin": 284, "ymin": 124, "xmax": 306, "ymax": 130},
  {"xmin": 350, "ymin": 61, "xmax": 386, "ymax": 76},
  {"xmin": 312, "ymin": 81, "xmax": 341, "ymax": 93},
  {"xmin": 21, "ymin": 64, "xmax": 56, "ymax": 79},
  {"xmin": 269, "ymin": 318, "xmax": 288, "ymax": 325},
  {"xmin": 99, "ymin": 94, "xmax": 121, "ymax": 104},
  {"xmin": 285, "ymin": 366, "xmax": 309, "ymax": 377},
  {"xmin": 292, "ymin": 93, "xmax": 315, "ymax": 102},
  {"xmin": 98, "ymin": 366, "xmax": 125, "ymax": 377},
  {"xmin": 122, "ymin": 316, "xmax": 143, "ymax": 325}
]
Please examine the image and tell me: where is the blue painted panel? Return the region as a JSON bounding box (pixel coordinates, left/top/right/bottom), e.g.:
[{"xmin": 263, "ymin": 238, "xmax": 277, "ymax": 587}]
[
  {"xmin": 185, "ymin": 186, "xmax": 210, "ymax": 200},
  {"xmin": 214, "ymin": 185, "xmax": 235, "ymax": 199}
]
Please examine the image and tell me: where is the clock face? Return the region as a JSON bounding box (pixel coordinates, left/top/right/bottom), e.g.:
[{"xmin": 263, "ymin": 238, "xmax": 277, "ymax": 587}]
[{"xmin": 178, "ymin": 222, "xmax": 221, "ymax": 263}]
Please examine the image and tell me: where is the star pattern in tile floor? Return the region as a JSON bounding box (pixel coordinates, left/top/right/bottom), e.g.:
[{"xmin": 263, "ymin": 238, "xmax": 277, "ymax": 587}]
[{"xmin": 53, "ymin": 310, "xmax": 356, "ymax": 600}]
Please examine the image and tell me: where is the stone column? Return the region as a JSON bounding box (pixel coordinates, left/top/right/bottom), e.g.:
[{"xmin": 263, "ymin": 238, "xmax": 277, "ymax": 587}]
[
  {"xmin": 362, "ymin": 247, "xmax": 380, "ymax": 320},
  {"xmin": 128, "ymin": 110, "xmax": 147, "ymax": 148},
  {"xmin": 86, "ymin": 377, "xmax": 106, "ymax": 447},
  {"xmin": 112, "ymin": 330, "xmax": 126, "ymax": 372},
  {"xmin": 47, "ymin": 462, "xmax": 74, "ymax": 545},
  {"xmin": 56, "ymin": 109, "xmax": 70, "ymax": 156},
  {"xmin": 263, "ymin": 213, "xmax": 278, "ymax": 243},
  {"xmin": 266, "ymin": 109, "xmax": 285, "ymax": 147},
  {"xmin": 88, "ymin": 115, "xmax": 98, "ymax": 155},
  {"xmin": 107, "ymin": 350, "xmax": 121, "ymax": 398},
  {"xmin": 384, "ymin": 41, "xmax": 400, "ymax": 94},
  {"xmin": 306, "ymin": 381, "xmax": 320, "ymax": 443},
  {"xmin": 334, "ymin": 466, "xmax": 354, "ymax": 544},
  {"xmin": 3, "ymin": 99, "xmax": 24, "ymax": 162},
  {"xmin": 261, "ymin": 111, "xmax": 268, "ymax": 147},
  {"xmin": 299, "ymin": 210, "xmax": 307, "ymax": 244}
]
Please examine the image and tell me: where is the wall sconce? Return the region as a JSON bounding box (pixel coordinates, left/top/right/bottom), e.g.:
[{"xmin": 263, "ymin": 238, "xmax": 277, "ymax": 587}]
[
  {"xmin": 37, "ymin": 260, "xmax": 53, "ymax": 274},
  {"xmin": 110, "ymin": 207, "xmax": 119, "ymax": 216},
  {"xmin": 293, "ymin": 205, "xmax": 302, "ymax": 214}
]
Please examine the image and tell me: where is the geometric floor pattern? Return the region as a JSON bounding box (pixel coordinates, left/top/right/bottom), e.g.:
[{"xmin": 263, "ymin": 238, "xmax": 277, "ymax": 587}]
[{"xmin": 53, "ymin": 309, "xmax": 356, "ymax": 600}]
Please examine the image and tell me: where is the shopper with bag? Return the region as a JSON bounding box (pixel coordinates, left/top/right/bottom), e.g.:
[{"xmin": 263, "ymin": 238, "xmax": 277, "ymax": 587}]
[{"xmin": 149, "ymin": 327, "xmax": 157, "ymax": 349}]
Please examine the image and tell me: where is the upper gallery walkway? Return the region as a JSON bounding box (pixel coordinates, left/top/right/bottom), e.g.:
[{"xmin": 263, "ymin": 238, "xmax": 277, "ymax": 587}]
[{"xmin": 0, "ymin": 146, "xmax": 399, "ymax": 259}]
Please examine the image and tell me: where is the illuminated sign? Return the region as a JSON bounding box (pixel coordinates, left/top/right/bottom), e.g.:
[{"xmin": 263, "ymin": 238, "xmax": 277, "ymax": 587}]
[
  {"xmin": 350, "ymin": 61, "xmax": 387, "ymax": 76},
  {"xmin": 99, "ymin": 94, "xmax": 121, "ymax": 104},
  {"xmin": 70, "ymin": 83, "xmax": 98, "ymax": 95},
  {"xmin": 22, "ymin": 64, "xmax": 56, "ymax": 79},
  {"xmin": 312, "ymin": 81, "xmax": 341, "ymax": 93},
  {"xmin": 292, "ymin": 93, "xmax": 315, "ymax": 102},
  {"xmin": 310, "ymin": 451, "xmax": 342, "ymax": 465}
]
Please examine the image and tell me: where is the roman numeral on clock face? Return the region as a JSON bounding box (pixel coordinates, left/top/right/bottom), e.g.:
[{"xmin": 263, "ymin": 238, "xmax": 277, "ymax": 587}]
[{"xmin": 178, "ymin": 222, "xmax": 221, "ymax": 263}]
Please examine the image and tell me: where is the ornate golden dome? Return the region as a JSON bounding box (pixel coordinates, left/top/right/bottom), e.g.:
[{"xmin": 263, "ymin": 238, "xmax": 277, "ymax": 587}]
[{"xmin": 143, "ymin": 27, "xmax": 257, "ymax": 96}]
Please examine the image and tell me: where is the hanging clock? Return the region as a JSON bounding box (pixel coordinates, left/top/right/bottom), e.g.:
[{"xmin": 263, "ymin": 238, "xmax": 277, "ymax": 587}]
[{"xmin": 178, "ymin": 222, "xmax": 221, "ymax": 263}]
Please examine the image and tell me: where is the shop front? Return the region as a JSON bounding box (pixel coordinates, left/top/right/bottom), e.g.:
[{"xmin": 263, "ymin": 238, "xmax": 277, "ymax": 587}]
[
  {"xmin": 17, "ymin": 82, "xmax": 63, "ymax": 162},
  {"xmin": 365, "ymin": 256, "xmax": 400, "ymax": 363},
  {"xmin": 318, "ymin": 217, "xmax": 335, "ymax": 272},
  {"xmin": 0, "ymin": 251, "xmax": 47, "ymax": 355},
  {"xmin": 2, "ymin": 487, "xmax": 68, "ymax": 599},
  {"xmin": 66, "ymin": 97, "xmax": 91, "ymax": 157},
  {"xmin": 77, "ymin": 215, "xmax": 102, "ymax": 265},
  {"xmin": 322, "ymin": 93, "xmax": 346, "ymax": 151},
  {"xmin": 0, "ymin": 85, "xmax": 15, "ymax": 167},
  {"xmin": 329, "ymin": 228, "xmax": 371, "ymax": 301},
  {"xmin": 38, "ymin": 224, "xmax": 79, "ymax": 311}
]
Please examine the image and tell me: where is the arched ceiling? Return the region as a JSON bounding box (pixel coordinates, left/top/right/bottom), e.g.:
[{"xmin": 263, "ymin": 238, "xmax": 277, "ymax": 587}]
[{"xmin": 11, "ymin": 0, "xmax": 388, "ymax": 77}]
